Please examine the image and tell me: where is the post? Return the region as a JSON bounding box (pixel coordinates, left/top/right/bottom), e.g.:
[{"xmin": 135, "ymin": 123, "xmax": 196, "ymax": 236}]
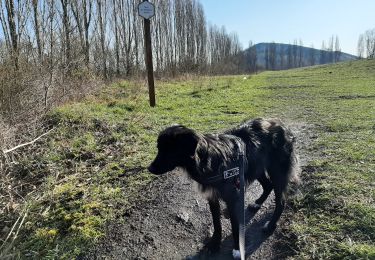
[
  {"xmin": 138, "ymin": 0, "xmax": 156, "ymax": 107},
  {"xmin": 143, "ymin": 17, "xmax": 156, "ymax": 107}
]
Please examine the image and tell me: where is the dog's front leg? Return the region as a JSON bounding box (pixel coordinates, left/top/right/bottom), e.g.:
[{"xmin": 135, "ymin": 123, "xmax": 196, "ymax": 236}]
[
  {"xmin": 227, "ymin": 201, "xmax": 240, "ymax": 251},
  {"xmin": 204, "ymin": 198, "xmax": 222, "ymax": 252}
]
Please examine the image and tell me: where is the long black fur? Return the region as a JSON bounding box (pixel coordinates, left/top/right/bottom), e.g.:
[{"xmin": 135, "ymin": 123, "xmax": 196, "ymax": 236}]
[{"xmin": 148, "ymin": 118, "xmax": 299, "ymax": 253}]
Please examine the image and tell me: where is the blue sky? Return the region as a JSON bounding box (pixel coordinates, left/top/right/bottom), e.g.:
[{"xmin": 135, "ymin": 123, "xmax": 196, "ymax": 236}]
[{"xmin": 200, "ymin": 0, "xmax": 375, "ymax": 55}]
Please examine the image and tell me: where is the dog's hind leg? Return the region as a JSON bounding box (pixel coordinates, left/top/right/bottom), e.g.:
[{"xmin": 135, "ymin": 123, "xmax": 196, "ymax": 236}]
[
  {"xmin": 263, "ymin": 184, "xmax": 285, "ymax": 233},
  {"xmin": 263, "ymin": 162, "xmax": 289, "ymax": 233},
  {"xmin": 204, "ymin": 198, "xmax": 222, "ymax": 252},
  {"xmin": 248, "ymin": 173, "xmax": 273, "ymax": 212}
]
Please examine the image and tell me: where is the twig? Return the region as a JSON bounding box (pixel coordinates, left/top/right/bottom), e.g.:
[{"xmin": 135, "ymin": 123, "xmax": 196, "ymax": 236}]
[
  {"xmin": 2, "ymin": 128, "xmax": 54, "ymax": 154},
  {"xmin": 0, "ymin": 215, "xmax": 21, "ymax": 251},
  {"xmin": 0, "ymin": 208, "xmax": 28, "ymax": 256},
  {"xmin": 11, "ymin": 209, "xmax": 28, "ymax": 243}
]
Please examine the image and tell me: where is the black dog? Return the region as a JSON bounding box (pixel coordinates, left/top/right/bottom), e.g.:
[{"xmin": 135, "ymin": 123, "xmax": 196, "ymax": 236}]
[{"xmin": 148, "ymin": 118, "xmax": 299, "ymax": 255}]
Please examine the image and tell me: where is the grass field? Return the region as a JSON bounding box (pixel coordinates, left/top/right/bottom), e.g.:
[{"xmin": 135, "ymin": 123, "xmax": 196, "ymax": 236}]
[
  {"xmin": 261, "ymin": 60, "xmax": 375, "ymax": 259},
  {"xmin": 2, "ymin": 59, "xmax": 374, "ymax": 259}
]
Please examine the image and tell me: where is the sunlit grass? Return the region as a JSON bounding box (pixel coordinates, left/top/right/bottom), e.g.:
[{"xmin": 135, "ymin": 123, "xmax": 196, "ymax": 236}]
[{"xmin": 11, "ymin": 59, "xmax": 375, "ymax": 259}]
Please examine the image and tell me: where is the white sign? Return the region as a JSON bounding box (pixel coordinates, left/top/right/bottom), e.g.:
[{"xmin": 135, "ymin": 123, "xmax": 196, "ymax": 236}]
[{"xmin": 138, "ymin": 1, "xmax": 155, "ymax": 19}]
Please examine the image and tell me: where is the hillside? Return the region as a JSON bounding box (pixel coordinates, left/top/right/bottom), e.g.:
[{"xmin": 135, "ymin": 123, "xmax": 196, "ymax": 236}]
[
  {"xmin": 246, "ymin": 42, "xmax": 357, "ymax": 70},
  {"xmin": 1, "ymin": 59, "xmax": 374, "ymax": 259}
]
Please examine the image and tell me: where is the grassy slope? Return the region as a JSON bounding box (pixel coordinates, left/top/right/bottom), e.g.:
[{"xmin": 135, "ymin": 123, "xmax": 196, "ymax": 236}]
[
  {"xmin": 9, "ymin": 76, "xmax": 269, "ymax": 258},
  {"xmin": 5, "ymin": 60, "xmax": 374, "ymax": 259},
  {"xmin": 261, "ymin": 60, "xmax": 375, "ymax": 259}
]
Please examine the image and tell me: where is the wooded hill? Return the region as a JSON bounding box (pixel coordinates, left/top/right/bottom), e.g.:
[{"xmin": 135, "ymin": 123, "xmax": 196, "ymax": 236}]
[{"xmin": 244, "ymin": 42, "xmax": 357, "ymax": 71}]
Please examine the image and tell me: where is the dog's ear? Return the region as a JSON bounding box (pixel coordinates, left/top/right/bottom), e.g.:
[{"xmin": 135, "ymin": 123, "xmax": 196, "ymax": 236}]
[{"xmin": 177, "ymin": 130, "xmax": 199, "ymax": 156}]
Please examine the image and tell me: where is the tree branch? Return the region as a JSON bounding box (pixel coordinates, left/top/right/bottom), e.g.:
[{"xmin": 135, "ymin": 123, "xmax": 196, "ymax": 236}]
[{"xmin": 2, "ymin": 128, "xmax": 54, "ymax": 154}]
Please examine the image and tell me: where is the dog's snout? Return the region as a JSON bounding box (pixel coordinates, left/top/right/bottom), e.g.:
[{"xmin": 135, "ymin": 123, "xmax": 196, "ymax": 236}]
[{"xmin": 148, "ymin": 161, "xmax": 163, "ymax": 174}]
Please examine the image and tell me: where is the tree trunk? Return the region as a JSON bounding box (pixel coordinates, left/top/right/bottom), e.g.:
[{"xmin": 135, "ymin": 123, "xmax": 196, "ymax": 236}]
[
  {"xmin": 6, "ymin": 0, "xmax": 19, "ymax": 69},
  {"xmin": 32, "ymin": 0, "xmax": 42, "ymax": 62},
  {"xmin": 61, "ymin": 0, "xmax": 71, "ymax": 73},
  {"xmin": 97, "ymin": 0, "xmax": 107, "ymax": 79}
]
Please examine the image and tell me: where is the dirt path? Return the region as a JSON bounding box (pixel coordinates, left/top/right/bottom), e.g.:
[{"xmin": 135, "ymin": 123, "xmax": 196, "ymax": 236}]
[{"xmin": 85, "ymin": 123, "xmax": 313, "ymax": 260}]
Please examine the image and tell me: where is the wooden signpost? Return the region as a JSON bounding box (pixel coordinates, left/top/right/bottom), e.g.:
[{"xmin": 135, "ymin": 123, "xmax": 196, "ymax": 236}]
[{"xmin": 138, "ymin": 0, "xmax": 156, "ymax": 107}]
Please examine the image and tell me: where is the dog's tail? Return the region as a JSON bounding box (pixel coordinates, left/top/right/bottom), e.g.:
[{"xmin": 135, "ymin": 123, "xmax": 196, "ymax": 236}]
[
  {"xmin": 269, "ymin": 119, "xmax": 301, "ymax": 186},
  {"xmin": 283, "ymin": 130, "xmax": 302, "ymax": 195},
  {"xmin": 289, "ymin": 148, "xmax": 301, "ymax": 185}
]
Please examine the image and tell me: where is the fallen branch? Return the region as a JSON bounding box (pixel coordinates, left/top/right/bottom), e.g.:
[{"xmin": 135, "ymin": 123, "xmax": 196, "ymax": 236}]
[
  {"xmin": 0, "ymin": 208, "xmax": 29, "ymax": 256},
  {"xmin": 0, "ymin": 214, "xmax": 21, "ymax": 251},
  {"xmin": 2, "ymin": 128, "xmax": 54, "ymax": 154}
]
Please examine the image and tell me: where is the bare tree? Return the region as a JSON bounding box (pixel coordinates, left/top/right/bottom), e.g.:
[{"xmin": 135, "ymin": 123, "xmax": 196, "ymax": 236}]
[
  {"xmin": 265, "ymin": 44, "xmax": 269, "ymax": 70},
  {"xmin": 278, "ymin": 44, "xmax": 284, "ymax": 69},
  {"xmin": 110, "ymin": 0, "xmax": 120, "ymax": 75},
  {"xmin": 196, "ymin": 2, "xmax": 207, "ymax": 73},
  {"xmin": 308, "ymin": 44, "xmax": 315, "ymax": 66},
  {"xmin": 334, "ymin": 35, "xmax": 341, "ymax": 62},
  {"xmin": 320, "ymin": 41, "xmax": 326, "ymax": 64},
  {"xmin": 269, "ymin": 42, "xmax": 276, "ymax": 70},
  {"xmin": 96, "ymin": 0, "xmax": 108, "ymax": 78},
  {"xmin": 357, "ymin": 34, "xmax": 365, "ymax": 59},
  {"xmin": 71, "ymin": 0, "xmax": 93, "ymax": 67},
  {"xmin": 298, "ymin": 39, "xmax": 303, "ymax": 67},
  {"xmin": 60, "ymin": 0, "xmax": 71, "ymax": 72},
  {"xmin": 328, "ymin": 35, "xmax": 334, "ymax": 63},
  {"xmin": 0, "ymin": 0, "xmax": 29, "ymax": 68},
  {"xmin": 45, "ymin": 0, "xmax": 56, "ymax": 108},
  {"xmin": 247, "ymin": 41, "xmax": 257, "ymax": 73},
  {"xmin": 364, "ymin": 29, "xmax": 375, "ymax": 58},
  {"xmin": 286, "ymin": 44, "xmax": 293, "ymax": 69},
  {"xmin": 292, "ymin": 39, "xmax": 298, "ymax": 67},
  {"xmin": 117, "ymin": 0, "xmax": 134, "ymax": 76},
  {"xmin": 32, "ymin": 0, "xmax": 43, "ymax": 61}
]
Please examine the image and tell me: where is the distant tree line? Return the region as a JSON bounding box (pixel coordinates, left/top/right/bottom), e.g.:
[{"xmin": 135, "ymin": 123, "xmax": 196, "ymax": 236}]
[
  {"xmin": 319, "ymin": 35, "xmax": 342, "ymax": 64},
  {"xmin": 0, "ymin": 0, "xmax": 243, "ymax": 79},
  {"xmin": 154, "ymin": 1, "xmax": 243, "ymax": 75},
  {"xmin": 357, "ymin": 28, "xmax": 375, "ymax": 59}
]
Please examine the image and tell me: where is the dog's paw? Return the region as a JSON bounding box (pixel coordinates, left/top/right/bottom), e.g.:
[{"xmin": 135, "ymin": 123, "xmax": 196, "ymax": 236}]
[
  {"xmin": 248, "ymin": 203, "xmax": 261, "ymax": 212},
  {"xmin": 232, "ymin": 249, "xmax": 241, "ymax": 259},
  {"xmin": 222, "ymin": 208, "xmax": 230, "ymax": 219},
  {"xmin": 203, "ymin": 236, "xmax": 221, "ymax": 253},
  {"xmin": 262, "ymin": 221, "xmax": 276, "ymax": 234}
]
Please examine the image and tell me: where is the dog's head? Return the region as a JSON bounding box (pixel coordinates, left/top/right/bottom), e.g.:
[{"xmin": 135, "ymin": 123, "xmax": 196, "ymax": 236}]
[{"xmin": 148, "ymin": 125, "xmax": 199, "ymax": 175}]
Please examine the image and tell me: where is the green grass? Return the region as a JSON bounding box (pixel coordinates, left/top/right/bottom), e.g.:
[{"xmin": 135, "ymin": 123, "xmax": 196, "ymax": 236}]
[
  {"xmin": 259, "ymin": 60, "xmax": 375, "ymax": 259},
  {"xmin": 4, "ymin": 60, "xmax": 375, "ymax": 259},
  {"xmin": 8, "ymin": 76, "xmax": 271, "ymax": 259}
]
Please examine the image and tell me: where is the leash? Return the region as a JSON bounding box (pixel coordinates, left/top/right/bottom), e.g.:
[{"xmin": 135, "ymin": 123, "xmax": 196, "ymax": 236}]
[{"xmin": 235, "ymin": 137, "xmax": 246, "ymax": 260}]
